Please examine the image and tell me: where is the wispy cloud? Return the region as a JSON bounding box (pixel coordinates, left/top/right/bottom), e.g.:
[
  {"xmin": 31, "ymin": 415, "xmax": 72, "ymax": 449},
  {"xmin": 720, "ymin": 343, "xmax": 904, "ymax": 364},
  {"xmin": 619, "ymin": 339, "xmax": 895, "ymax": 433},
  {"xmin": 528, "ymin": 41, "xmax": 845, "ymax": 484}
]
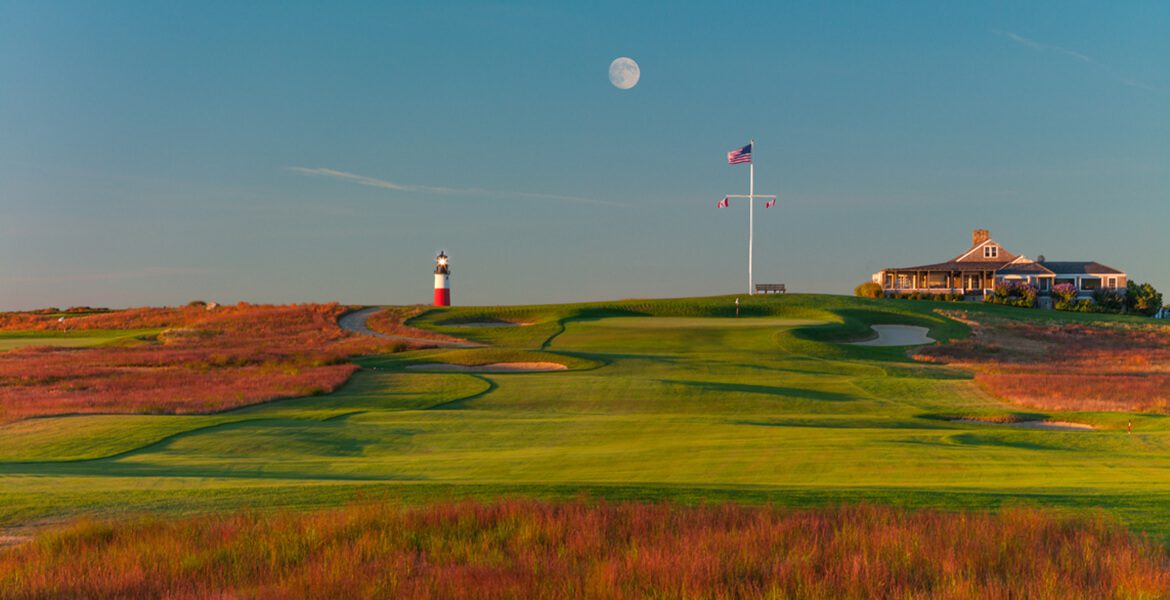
[
  {"xmin": 2, "ymin": 267, "xmax": 217, "ymax": 285},
  {"xmin": 994, "ymin": 29, "xmax": 1167, "ymax": 95},
  {"xmin": 996, "ymin": 30, "xmax": 1094, "ymax": 64},
  {"xmin": 287, "ymin": 167, "xmax": 624, "ymax": 207}
]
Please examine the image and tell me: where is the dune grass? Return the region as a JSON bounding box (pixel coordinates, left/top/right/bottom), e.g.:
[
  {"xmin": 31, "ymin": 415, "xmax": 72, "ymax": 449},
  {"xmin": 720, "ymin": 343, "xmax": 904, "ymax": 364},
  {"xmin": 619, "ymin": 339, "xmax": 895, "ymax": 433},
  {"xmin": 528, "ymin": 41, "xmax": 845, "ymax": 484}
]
[
  {"xmin": 2, "ymin": 293, "xmax": 1170, "ymax": 546},
  {"xmin": 3, "ymin": 500, "xmax": 1167, "ymax": 599},
  {"xmin": 0, "ymin": 304, "xmax": 406, "ymax": 422}
]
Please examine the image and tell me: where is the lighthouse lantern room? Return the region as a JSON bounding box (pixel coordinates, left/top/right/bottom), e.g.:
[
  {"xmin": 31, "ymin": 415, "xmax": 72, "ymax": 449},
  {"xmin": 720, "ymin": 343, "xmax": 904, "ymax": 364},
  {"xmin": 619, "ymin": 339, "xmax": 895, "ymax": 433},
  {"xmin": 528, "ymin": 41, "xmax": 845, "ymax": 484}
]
[{"xmin": 433, "ymin": 251, "xmax": 451, "ymax": 307}]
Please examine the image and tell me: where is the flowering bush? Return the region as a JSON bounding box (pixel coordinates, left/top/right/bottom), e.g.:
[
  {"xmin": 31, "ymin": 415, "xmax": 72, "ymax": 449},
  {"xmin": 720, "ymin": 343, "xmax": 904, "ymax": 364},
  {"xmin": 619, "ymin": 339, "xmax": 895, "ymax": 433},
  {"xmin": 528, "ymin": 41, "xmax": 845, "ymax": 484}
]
[
  {"xmin": 1052, "ymin": 282, "xmax": 1079, "ymax": 310},
  {"xmin": 985, "ymin": 281, "xmax": 1036, "ymax": 308}
]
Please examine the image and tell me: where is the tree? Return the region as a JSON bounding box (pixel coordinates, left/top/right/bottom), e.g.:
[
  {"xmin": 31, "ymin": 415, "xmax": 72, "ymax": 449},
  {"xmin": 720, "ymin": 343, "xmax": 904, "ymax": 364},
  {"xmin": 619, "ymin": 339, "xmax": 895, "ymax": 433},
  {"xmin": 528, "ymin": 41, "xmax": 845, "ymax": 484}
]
[{"xmin": 1126, "ymin": 281, "xmax": 1163, "ymax": 316}]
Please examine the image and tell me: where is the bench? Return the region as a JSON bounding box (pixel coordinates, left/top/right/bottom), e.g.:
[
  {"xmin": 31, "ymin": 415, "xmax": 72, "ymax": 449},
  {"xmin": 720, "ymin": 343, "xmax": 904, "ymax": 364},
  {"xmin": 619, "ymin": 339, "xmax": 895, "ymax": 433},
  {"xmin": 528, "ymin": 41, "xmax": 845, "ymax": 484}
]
[{"xmin": 754, "ymin": 283, "xmax": 786, "ymax": 294}]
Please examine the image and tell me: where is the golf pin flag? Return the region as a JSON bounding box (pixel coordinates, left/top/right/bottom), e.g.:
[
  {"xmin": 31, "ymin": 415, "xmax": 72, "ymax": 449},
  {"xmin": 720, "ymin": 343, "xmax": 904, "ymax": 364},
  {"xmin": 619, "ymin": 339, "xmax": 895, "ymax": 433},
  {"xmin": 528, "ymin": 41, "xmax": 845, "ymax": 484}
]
[
  {"xmin": 717, "ymin": 197, "xmax": 729, "ymax": 208},
  {"xmin": 765, "ymin": 199, "xmax": 776, "ymax": 208}
]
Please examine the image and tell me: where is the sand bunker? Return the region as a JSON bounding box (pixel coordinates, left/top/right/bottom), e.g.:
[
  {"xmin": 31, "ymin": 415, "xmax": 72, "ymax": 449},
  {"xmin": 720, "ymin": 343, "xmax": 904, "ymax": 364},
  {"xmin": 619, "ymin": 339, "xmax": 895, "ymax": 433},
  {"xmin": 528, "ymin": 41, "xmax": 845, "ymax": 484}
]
[
  {"xmin": 406, "ymin": 362, "xmax": 567, "ymax": 373},
  {"xmin": 850, "ymin": 325, "xmax": 935, "ymax": 346},
  {"xmin": 954, "ymin": 419, "xmax": 1096, "ymax": 431}
]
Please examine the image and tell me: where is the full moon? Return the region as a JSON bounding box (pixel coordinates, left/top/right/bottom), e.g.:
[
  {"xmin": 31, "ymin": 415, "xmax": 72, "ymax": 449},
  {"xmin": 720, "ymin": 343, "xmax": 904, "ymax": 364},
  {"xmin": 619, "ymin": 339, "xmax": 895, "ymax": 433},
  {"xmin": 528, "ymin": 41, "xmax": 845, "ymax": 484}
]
[{"xmin": 608, "ymin": 57, "xmax": 640, "ymax": 90}]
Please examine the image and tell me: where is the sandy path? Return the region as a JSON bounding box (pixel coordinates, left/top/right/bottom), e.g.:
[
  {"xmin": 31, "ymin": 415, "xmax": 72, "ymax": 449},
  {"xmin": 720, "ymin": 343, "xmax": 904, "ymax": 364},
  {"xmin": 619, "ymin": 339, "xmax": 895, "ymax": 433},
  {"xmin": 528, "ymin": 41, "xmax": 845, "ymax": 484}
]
[
  {"xmin": 406, "ymin": 362, "xmax": 567, "ymax": 373},
  {"xmin": 337, "ymin": 308, "xmax": 483, "ymax": 348},
  {"xmin": 0, "ymin": 534, "xmax": 32, "ymax": 548},
  {"xmin": 850, "ymin": 325, "xmax": 935, "ymax": 346},
  {"xmin": 443, "ymin": 322, "xmax": 530, "ymax": 328}
]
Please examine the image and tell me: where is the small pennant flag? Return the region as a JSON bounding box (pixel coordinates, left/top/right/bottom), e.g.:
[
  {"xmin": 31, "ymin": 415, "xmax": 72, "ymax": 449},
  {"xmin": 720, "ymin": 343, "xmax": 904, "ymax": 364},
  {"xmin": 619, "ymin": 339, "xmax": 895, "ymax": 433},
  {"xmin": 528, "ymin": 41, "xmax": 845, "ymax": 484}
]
[
  {"xmin": 727, "ymin": 143, "xmax": 752, "ymax": 165},
  {"xmin": 717, "ymin": 197, "xmax": 729, "ymax": 208},
  {"xmin": 765, "ymin": 199, "xmax": 776, "ymax": 208}
]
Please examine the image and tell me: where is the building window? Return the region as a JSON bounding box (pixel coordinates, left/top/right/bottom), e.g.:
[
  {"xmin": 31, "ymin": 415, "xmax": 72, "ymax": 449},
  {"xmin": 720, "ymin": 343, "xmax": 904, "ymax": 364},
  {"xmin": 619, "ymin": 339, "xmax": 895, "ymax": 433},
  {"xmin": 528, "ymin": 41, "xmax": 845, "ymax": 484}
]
[
  {"xmin": 1107, "ymin": 277, "xmax": 1117, "ymax": 288},
  {"xmin": 983, "ymin": 246, "xmax": 998, "ymax": 258},
  {"xmin": 1081, "ymin": 278, "xmax": 1101, "ymax": 291}
]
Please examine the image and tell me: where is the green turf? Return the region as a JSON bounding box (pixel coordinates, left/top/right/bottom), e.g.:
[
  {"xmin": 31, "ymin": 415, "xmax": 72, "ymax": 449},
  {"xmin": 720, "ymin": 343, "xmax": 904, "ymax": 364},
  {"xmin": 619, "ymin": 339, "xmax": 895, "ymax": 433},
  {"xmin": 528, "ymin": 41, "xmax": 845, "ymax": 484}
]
[
  {"xmin": 0, "ymin": 328, "xmax": 162, "ymax": 351},
  {"xmin": 3, "ymin": 294, "xmax": 1170, "ymax": 542}
]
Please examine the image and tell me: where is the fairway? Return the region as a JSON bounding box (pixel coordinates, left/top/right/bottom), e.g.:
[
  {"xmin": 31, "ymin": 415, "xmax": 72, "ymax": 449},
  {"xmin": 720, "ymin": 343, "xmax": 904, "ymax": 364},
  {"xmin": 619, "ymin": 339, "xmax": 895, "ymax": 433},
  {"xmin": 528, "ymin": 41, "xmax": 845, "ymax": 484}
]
[
  {"xmin": 3, "ymin": 295, "xmax": 1170, "ymax": 541},
  {"xmin": 0, "ymin": 329, "xmax": 162, "ymax": 351}
]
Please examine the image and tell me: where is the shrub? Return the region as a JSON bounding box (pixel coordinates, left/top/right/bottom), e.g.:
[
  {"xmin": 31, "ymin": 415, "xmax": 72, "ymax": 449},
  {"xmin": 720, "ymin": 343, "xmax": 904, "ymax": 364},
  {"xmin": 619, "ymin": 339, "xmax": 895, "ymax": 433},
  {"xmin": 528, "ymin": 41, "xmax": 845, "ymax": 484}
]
[
  {"xmin": 65, "ymin": 306, "xmax": 106, "ymax": 314},
  {"xmin": 886, "ymin": 292, "xmax": 964, "ymax": 303},
  {"xmin": 1127, "ymin": 281, "xmax": 1163, "ymax": 317},
  {"xmin": 854, "ymin": 282, "xmax": 884, "ymax": 298},
  {"xmin": 1053, "ymin": 283, "xmax": 1078, "ymax": 304},
  {"xmin": 1093, "ymin": 289, "xmax": 1126, "ymax": 314},
  {"xmin": 985, "ymin": 281, "xmax": 1036, "ymax": 308}
]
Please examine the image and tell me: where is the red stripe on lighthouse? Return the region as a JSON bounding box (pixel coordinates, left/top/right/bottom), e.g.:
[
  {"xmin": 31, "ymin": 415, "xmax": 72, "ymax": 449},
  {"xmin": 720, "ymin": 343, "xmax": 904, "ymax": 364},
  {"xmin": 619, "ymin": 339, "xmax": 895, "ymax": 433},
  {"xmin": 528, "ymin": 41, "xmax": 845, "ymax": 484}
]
[{"xmin": 434, "ymin": 288, "xmax": 450, "ymax": 306}]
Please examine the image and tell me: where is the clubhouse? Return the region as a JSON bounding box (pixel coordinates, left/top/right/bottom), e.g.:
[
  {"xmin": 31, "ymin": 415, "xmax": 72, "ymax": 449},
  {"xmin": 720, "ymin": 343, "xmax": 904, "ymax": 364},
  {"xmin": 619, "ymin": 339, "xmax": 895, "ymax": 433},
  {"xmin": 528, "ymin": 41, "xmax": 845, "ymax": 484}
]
[{"xmin": 872, "ymin": 229, "xmax": 1126, "ymax": 304}]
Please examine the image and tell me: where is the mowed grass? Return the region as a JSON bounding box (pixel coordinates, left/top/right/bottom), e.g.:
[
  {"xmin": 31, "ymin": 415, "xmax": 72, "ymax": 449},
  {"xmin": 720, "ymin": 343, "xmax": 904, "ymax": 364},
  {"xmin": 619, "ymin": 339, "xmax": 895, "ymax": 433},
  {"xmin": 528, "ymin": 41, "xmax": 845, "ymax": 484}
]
[
  {"xmin": 0, "ymin": 329, "xmax": 162, "ymax": 351},
  {"xmin": 3, "ymin": 294, "xmax": 1170, "ymax": 542}
]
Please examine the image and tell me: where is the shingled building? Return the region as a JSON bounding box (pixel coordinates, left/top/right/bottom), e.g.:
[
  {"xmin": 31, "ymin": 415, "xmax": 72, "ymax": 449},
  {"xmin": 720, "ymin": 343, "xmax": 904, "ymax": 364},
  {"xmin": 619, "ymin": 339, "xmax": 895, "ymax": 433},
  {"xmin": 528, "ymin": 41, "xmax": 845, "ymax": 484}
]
[{"xmin": 872, "ymin": 229, "xmax": 1126, "ymax": 305}]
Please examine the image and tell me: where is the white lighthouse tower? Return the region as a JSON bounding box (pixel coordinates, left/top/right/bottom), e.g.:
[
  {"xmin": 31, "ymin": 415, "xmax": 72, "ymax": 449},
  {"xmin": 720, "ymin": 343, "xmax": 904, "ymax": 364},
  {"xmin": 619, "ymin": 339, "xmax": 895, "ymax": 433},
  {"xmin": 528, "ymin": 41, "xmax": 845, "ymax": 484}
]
[{"xmin": 433, "ymin": 251, "xmax": 451, "ymax": 307}]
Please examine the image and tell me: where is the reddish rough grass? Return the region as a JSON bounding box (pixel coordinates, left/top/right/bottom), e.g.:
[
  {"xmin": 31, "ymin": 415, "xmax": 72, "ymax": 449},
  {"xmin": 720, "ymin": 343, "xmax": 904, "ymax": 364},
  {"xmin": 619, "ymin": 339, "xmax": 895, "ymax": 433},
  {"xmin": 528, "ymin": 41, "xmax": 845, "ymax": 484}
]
[
  {"xmin": 364, "ymin": 306, "xmax": 467, "ymax": 343},
  {"xmin": 917, "ymin": 311, "xmax": 1170, "ymax": 412},
  {"xmin": 1, "ymin": 500, "xmax": 1166, "ymax": 599},
  {"xmin": 0, "ymin": 304, "xmax": 405, "ymax": 422}
]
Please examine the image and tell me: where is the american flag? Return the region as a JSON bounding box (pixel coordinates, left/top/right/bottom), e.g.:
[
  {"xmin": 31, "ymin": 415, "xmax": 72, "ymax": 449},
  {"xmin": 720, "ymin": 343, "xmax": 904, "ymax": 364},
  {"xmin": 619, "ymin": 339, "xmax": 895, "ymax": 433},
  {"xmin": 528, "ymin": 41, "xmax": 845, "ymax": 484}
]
[
  {"xmin": 765, "ymin": 199, "xmax": 776, "ymax": 208},
  {"xmin": 717, "ymin": 197, "xmax": 729, "ymax": 208},
  {"xmin": 727, "ymin": 143, "xmax": 752, "ymax": 165}
]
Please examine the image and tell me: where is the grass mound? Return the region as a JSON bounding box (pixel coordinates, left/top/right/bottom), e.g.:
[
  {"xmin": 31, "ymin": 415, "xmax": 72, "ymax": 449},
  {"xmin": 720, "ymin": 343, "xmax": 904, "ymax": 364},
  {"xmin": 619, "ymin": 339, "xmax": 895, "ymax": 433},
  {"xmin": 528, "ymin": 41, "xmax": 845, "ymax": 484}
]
[{"xmin": 2, "ymin": 500, "xmax": 1166, "ymax": 599}]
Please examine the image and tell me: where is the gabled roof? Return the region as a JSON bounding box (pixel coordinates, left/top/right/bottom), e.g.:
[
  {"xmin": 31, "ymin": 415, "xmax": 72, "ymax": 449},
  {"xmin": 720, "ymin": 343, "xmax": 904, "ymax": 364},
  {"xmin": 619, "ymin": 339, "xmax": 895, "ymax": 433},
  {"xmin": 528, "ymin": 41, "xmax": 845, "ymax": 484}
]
[
  {"xmin": 998, "ymin": 261, "xmax": 1055, "ymax": 276},
  {"xmin": 1038, "ymin": 261, "xmax": 1124, "ymax": 275},
  {"xmin": 952, "ymin": 238, "xmax": 1018, "ymax": 263}
]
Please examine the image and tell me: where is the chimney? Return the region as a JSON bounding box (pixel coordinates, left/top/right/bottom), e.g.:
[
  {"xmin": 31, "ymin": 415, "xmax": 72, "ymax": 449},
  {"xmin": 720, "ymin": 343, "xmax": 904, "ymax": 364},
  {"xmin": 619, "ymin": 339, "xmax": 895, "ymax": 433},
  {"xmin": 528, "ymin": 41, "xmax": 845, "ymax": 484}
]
[{"xmin": 972, "ymin": 229, "xmax": 990, "ymax": 247}]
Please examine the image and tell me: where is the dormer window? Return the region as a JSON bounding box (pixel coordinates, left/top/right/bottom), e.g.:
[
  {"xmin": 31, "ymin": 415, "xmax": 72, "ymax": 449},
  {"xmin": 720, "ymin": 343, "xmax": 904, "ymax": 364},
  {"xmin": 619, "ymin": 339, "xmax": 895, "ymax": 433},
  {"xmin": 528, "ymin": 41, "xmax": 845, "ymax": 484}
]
[{"xmin": 983, "ymin": 245, "xmax": 998, "ymax": 258}]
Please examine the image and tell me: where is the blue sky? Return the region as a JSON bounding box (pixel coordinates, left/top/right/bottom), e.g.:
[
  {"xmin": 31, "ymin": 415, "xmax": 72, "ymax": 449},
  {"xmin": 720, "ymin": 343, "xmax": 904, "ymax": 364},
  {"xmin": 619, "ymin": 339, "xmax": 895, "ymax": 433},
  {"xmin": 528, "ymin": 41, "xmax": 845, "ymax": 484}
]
[{"xmin": 2, "ymin": 1, "xmax": 1167, "ymax": 309}]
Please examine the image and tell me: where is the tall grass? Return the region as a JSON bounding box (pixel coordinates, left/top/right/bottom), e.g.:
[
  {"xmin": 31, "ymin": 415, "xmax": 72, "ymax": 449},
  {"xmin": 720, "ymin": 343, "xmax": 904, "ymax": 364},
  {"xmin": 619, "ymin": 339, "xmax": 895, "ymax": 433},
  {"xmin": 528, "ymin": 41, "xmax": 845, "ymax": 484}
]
[
  {"xmin": 2, "ymin": 500, "xmax": 1166, "ymax": 599},
  {"xmin": 0, "ymin": 304, "xmax": 404, "ymax": 422},
  {"xmin": 364, "ymin": 306, "xmax": 468, "ymax": 342},
  {"xmin": 917, "ymin": 311, "xmax": 1170, "ymax": 413}
]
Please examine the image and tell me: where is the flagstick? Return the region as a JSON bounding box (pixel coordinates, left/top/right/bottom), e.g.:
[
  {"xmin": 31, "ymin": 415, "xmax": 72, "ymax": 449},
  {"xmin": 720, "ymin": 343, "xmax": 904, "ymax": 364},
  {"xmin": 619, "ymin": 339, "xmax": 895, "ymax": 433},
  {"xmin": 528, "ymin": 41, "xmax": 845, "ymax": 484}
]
[{"xmin": 748, "ymin": 138, "xmax": 755, "ymax": 295}]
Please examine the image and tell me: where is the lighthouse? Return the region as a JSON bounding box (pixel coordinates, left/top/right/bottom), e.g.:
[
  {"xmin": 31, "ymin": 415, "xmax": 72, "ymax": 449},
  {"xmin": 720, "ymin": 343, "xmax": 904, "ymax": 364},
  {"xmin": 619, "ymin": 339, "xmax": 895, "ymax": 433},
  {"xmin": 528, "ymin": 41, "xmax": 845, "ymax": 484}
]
[{"xmin": 433, "ymin": 251, "xmax": 451, "ymax": 306}]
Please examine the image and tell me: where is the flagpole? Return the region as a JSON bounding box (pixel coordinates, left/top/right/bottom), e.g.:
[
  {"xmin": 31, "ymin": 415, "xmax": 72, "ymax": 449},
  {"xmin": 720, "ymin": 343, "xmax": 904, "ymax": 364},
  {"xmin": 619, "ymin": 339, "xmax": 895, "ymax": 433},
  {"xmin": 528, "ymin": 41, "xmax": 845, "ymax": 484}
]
[
  {"xmin": 748, "ymin": 138, "xmax": 755, "ymax": 295},
  {"xmin": 721, "ymin": 139, "xmax": 774, "ymax": 298}
]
